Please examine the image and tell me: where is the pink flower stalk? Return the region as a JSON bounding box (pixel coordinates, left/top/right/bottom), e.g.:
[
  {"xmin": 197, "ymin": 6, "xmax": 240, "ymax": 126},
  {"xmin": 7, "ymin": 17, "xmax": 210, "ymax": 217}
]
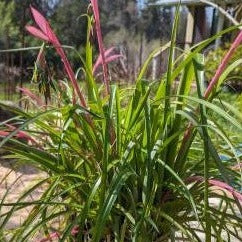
[
  {"xmin": 38, "ymin": 226, "xmax": 80, "ymax": 242},
  {"xmin": 71, "ymin": 225, "xmax": 80, "ymax": 236},
  {"xmin": 178, "ymin": 30, "xmax": 242, "ymax": 165},
  {"xmin": 17, "ymin": 87, "xmax": 44, "ymax": 107},
  {"xmin": 39, "ymin": 232, "xmax": 60, "ymax": 242},
  {"xmin": 5, "ymin": 124, "xmax": 38, "ymax": 144},
  {"xmin": 26, "ymin": 6, "xmax": 87, "ymax": 107},
  {"xmin": 208, "ymin": 179, "xmax": 242, "ymax": 202},
  {"xmin": 0, "ymin": 125, "xmax": 36, "ymax": 144},
  {"xmin": 93, "ymin": 47, "xmax": 123, "ymax": 74},
  {"xmin": 187, "ymin": 176, "xmax": 242, "ymax": 203},
  {"xmin": 90, "ymin": 0, "xmax": 110, "ymax": 95},
  {"xmin": 205, "ymin": 30, "xmax": 242, "ymax": 99}
]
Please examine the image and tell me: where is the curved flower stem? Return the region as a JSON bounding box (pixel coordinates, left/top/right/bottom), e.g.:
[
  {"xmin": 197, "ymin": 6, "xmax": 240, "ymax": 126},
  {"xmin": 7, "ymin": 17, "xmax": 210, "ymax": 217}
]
[
  {"xmin": 176, "ymin": 30, "xmax": 242, "ymax": 169},
  {"xmin": 90, "ymin": 0, "xmax": 110, "ymax": 95}
]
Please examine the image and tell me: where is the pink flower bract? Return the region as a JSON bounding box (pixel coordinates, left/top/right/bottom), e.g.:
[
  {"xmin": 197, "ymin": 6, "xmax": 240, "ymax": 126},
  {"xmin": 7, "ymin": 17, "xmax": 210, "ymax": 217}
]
[
  {"xmin": 26, "ymin": 6, "xmax": 87, "ymax": 107},
  {"xmin": 90, "ymin": 0, "xmax": 110, "ymax": 94}
]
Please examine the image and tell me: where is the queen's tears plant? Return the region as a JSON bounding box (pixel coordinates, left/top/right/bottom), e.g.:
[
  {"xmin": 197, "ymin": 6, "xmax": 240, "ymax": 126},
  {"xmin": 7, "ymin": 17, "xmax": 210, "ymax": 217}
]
[{"xmin": 0, "ymin": 2, "xmax": 241, "ymax": 241}]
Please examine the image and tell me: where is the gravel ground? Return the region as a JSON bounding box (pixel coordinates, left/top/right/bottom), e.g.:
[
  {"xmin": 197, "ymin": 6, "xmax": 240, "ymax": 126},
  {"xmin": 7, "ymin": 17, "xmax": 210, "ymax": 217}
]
[{"xmin": 0, "ymin": 157, "xmax": 45, "ymax": 231}]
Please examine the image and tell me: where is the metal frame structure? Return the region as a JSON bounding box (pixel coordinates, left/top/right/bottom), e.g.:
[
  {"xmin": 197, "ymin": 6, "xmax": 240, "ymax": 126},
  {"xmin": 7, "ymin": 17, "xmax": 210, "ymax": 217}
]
[
  {"xmin": 149, "ymin": 0, "xmax": 240, "ymax": 49},
  {"xmin": 149, "ymin": 0, "xmax": 241, "ymax": 80},
  {"xmin": 149, "ymin": 0, "xmax": 240, "ymax": 7}
]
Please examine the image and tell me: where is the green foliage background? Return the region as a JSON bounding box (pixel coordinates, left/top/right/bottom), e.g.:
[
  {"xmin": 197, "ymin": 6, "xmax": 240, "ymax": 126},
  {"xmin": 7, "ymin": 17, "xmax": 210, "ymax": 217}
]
[{"xmin": 206, "ymin": 43, "xmax": 242, "ymax": 92}]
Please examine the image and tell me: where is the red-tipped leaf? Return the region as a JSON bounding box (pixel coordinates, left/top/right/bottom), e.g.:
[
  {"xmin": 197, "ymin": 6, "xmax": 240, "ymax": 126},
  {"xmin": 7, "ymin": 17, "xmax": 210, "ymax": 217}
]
[
  {"xmin": 187, "ymin": 176, "xmax": 242, "ymax": 202},
  {"xmin": 93, "ymin": 48, "xmax": 123, "ymax": 74},
  {"xmin": 93, "ymin": 47, "xmax": 114, "ymax": 73}
]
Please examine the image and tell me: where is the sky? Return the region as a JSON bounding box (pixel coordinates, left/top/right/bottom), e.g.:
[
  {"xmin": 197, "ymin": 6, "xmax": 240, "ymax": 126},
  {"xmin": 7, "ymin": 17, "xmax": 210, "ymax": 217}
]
[{"xmin": 137, "ymin": 0, "xmax": 146, "ymax": 10}]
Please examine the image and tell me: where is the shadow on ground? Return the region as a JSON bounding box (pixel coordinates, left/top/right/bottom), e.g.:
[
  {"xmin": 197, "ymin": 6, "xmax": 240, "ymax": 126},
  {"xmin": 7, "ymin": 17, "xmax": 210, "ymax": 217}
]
[{"xmin": 0, "ymin": 156, "xmax": 39, "ymax": 175}]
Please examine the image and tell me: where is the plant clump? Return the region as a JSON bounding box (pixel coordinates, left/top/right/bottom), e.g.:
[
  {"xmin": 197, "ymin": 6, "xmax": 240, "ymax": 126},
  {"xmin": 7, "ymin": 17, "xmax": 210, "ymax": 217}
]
[{"xmin": 0, "ymin": 2, "xmax": 241, "ymax": 241}]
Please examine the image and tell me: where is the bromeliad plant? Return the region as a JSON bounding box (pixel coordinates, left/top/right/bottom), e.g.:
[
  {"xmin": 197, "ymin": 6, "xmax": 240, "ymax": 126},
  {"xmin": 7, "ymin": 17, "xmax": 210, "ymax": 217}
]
[{"xmin": 0, "ymin": 2, "xmax": 242, "ymax": 241}]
